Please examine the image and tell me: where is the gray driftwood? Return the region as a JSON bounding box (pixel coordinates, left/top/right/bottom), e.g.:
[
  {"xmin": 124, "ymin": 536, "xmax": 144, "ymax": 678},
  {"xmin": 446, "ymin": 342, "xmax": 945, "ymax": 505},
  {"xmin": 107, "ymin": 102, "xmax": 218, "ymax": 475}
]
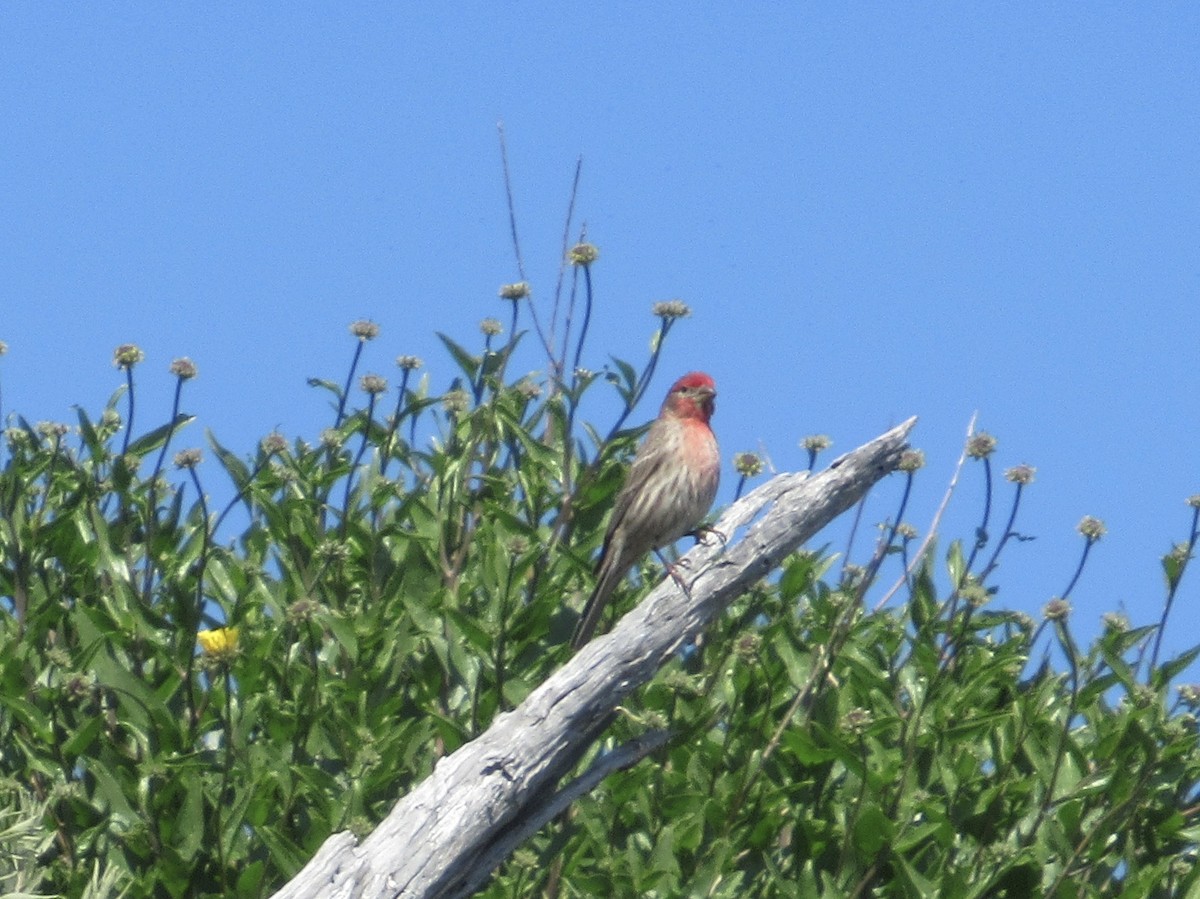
[{"xmin": 270, "ymin": 418, "xmax": 916, "ymax": 899}]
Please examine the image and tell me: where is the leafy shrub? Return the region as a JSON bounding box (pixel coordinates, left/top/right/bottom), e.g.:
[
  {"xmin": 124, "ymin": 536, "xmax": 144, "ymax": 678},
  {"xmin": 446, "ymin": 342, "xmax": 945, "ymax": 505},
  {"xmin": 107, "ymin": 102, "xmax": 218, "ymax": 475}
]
[{"xmin": 0, "ymin": 255, "xmax": 1197, "ymax": 897}]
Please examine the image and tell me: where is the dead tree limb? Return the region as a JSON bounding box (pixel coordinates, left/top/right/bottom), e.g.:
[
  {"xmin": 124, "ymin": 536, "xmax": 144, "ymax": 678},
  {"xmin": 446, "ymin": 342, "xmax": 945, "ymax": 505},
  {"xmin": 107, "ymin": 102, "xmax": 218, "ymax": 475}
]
[{"xmin": 270, "ymin": 417, "xmax": 916, "ymax": 899}]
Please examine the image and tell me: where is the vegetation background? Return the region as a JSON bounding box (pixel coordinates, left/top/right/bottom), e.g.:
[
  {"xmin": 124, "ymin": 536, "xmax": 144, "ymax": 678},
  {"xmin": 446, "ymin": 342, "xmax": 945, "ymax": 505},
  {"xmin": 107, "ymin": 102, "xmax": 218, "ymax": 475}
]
[
  {"xmin": 3, "ymin": 6, "xmax": 1200, "ymax": 897},
  {"xmin": 1, "ymin": 255, "xmax": 1198, "ymax": 895}
]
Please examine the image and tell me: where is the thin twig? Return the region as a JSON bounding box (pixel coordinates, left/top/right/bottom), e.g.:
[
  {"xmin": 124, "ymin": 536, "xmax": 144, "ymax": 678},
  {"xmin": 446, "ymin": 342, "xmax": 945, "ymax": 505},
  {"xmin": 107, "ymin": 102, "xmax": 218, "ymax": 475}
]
[{"xmin": 875, "ymin": 412, "xmax": 977, "ymax": 610}]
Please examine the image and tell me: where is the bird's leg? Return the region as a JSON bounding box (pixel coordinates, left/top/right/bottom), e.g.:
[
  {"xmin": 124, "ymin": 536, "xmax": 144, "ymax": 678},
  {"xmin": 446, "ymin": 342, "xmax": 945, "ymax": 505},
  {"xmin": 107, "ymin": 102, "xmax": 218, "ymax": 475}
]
[{"xmin": 654, "ymin": 548, "xmax": 694, "ymax": 594}]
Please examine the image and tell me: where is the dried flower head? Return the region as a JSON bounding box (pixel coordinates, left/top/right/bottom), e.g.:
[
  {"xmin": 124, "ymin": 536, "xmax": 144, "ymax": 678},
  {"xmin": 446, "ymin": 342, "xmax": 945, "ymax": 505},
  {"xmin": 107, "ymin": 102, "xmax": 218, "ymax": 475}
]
[
  {"xmin": 499, "ymin": 281, "xmax": 530, "ymax": 300},
  {"xmin": 841, "ymin": 707, "xmax": 874, "ymax": 736},
  {"xmin": 173, "ymin": 448, "xmax": 203, "ymax": 469},
  {"xmin": 1188, "ymin": 495, "xmax": 1200, "ymax": 510},
  {"xmin": 350, "ymin": 320, "xmax": 380, "ymax": 341},
  {"xmin": 360, "ymin": 373, "xmax": 388, "ymax": 395},
  {"xmin": 1102, "ymin": 612, "xmax": 1130, "ymax": 633},
  {"xmin": 802, "ymin": 434, "xmax": 832, "ymax": 453},
  {"xmin": 1178, "ymin": 684, "xmax": 1200, "ymax": 710},
  {"xmin": 1043, "ymin": 598, "xmax": 1071, "ymax": 621},
  {"xmin": 960, "ymin": 580, "xmax": 990, "ymax": 609},
  {"xmin": 651, "ymin": 299, "xmax": 692, "ymax": 320},
  {"xmin": 567, "ymin": 242, "xmax": 599, "ymax": 266},
  {"xmin": 169, "ymin": 357, "xmax": 198, "ymax": 380},
  {"xmin": 898, "ymin": 449, "xmax": 926, "ymax": 472},
  {"xmin": 258, "ymin": 432, "xmax": 287, "ymax": 456},
  {"xmin": 316, "ymin": 540, "xmax": 350, "ymax": 564},
  {"xmin": 0, "ymin": 340, "xmax": 7, "ymax": 356},
  {"xmin": 320, "ymin": 428, "xmax": 344, "ymax": 449},
  {"xmin": 734, "ymin": 633, "xmax": 762, "ymax": 661},
  {"xmin": 36, "ymin": 421, "xmax": 69, "ymax": 441},
  {"xmin": 896, "ymin": 522, "xmax": 918, "ymax": 541},
  {"xmin": 480, "ymin": 318, "xmax": 503, "ymax": 337},
  {"xmin": 514, "ymin": 378, "xmax": 542, "ymax": 400},
  {"xmin": 442, "ymin": 388, "xmax": 471, "ymax": 416},
  {"xmin": 966, "ymin": 432, "xmax": 997, "ymax": 459},
  {"xmin": 1005, "ymin": 464, "xmax": 1036, "ymax": 485},
  {"xmin": 286, "ymin": 598, "xmax": 323, "ymax": 624},
  {"xmin": 113, "ymin": 344, "xmax": 145, "ymax": 370},
  {"xmin": 733, "ymin": 452, "xmax": 764, "ymax": 478},
  {"xmin": 396, "ymin": 355, "xmax": 423, "ymax": 371},
  {"xmin": 1077, "ymin": 516, "xmax": 1107, "ymax": 541}
]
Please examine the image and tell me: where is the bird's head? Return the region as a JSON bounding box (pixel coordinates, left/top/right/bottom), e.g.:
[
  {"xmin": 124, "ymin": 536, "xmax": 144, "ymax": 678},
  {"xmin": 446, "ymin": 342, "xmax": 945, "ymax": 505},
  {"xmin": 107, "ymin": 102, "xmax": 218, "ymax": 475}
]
[{"xmin": 662, "ymin": 371, "xmax": 717, "ymax": 422}]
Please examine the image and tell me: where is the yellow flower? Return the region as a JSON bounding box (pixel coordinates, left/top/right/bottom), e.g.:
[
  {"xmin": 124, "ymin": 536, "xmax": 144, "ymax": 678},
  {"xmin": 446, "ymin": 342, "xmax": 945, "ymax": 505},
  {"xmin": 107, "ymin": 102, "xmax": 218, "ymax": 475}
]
[{"xmin": 197, "ymin": 627, "xmax": 239, "ymax": 658}]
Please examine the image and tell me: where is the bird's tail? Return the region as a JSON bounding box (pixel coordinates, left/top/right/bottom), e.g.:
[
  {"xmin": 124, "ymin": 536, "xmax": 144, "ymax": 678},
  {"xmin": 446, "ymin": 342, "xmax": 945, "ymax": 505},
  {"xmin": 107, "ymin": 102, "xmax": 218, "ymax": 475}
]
[{"xmin": 570, "ymin": 560, "xmax": 626, "ymax": 649}]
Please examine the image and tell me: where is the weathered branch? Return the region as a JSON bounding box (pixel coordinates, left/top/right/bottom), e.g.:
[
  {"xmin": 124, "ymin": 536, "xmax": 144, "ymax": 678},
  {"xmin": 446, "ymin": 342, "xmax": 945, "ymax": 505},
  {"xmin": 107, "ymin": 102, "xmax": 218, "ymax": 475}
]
[{"xmin": 270, "ymin": 418, "xmax": 916, "ymax": 899}]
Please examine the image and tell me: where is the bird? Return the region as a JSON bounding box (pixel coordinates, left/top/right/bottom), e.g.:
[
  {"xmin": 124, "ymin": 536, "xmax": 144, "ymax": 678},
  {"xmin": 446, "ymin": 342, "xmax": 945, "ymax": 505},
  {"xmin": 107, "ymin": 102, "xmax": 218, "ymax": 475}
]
[{"xmin": 571, "ymin": 371, "xmax": 720, "ymax": 648}]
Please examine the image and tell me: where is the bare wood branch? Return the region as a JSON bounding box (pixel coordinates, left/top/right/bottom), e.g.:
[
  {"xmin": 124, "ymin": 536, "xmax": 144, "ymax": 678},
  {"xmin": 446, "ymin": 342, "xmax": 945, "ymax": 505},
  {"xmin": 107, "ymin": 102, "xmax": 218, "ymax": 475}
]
[{"xmin": 270, "ymin": 418, "xmax": 916, "ymax": 899}]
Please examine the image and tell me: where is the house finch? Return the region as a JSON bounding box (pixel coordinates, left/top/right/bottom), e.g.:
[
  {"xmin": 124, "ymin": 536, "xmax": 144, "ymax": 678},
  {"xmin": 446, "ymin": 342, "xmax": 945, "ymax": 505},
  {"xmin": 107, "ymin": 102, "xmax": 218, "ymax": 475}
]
[{"xmin": 571, "ymin": 372, "xmax": 720, "ymax": 648}]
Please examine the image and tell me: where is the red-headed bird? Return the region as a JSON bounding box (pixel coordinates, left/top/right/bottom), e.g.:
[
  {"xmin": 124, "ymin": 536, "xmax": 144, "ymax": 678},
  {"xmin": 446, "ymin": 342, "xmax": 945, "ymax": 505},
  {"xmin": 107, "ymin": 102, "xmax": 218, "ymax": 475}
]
[{"xmin": 571, "ymin": 372, "xmax": 720, "ymax": 648}]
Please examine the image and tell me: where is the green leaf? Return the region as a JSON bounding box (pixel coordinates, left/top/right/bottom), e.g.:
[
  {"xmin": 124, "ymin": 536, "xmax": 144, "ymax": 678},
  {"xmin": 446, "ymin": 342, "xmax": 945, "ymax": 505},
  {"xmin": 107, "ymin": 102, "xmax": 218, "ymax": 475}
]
[
  {"xmin": 125, "ymin": 413, "xmax": 195, "ymax": 457},
  {"xmin": 437, "ymin": 333, "xmax": 482, "ymax": 381}
]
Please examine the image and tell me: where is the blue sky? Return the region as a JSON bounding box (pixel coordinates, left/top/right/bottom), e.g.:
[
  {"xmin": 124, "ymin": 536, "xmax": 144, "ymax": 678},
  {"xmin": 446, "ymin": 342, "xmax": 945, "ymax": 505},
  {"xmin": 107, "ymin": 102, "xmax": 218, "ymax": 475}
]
[{"xmin": 3, "ymin": 6, "xmax": 1199, "ymax": 665}]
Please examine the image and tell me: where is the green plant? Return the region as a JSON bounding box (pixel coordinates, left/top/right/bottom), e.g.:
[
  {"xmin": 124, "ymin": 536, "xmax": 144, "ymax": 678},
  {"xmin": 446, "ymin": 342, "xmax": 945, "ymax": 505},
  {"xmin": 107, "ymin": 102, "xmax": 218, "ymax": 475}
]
[{"xmin": 0, "ymin": 247, "xmax": 1197, "ymax": 897}]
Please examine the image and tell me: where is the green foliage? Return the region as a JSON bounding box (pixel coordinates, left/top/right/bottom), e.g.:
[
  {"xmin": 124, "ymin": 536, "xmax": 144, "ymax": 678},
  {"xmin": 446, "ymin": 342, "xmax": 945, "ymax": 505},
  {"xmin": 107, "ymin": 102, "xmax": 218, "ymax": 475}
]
[{"xmin": 1, "ymin": 296, "xmax": 1198, "ymax": 898}]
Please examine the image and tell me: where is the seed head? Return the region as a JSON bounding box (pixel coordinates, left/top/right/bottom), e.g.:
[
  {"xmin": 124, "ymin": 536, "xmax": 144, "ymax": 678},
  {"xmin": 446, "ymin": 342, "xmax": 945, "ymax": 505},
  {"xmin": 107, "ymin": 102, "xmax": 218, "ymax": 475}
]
[
  {"xmin": 1102, "ymin": 612, "xmax": 1130, "ymax": 633},
  {"xmin": 169, "ymin": 357, "xmax": 198, "ymax": 380},
  {"xmin": 733, "ymin": 452, "xmax": 764, "ymax": 478},
  {"xmin": 841, "ymin": 707, "xmax": 874, "ymax": 737},
  {"xmin": 0, "ymin": 340, "xmax": 7, "ymax": 356},
  {"xmin": 499, "ymin": 281, "xmax": 530, "ymax": 300},
  {"xmin": 1178, "ymin": 684, "xmax": 1200, "ymax": 710},
  {"xmin": 1188, "ymin": 495, "xmax": 1200, "ymax": 510},
  {"xmin": 896, "ymin": 522, "xmax": 918, "ymax": 540},
  {"xmin": 173, "ymin": 448, "xmax": 203, "ymax": 469},
  {"xmin": 960, "ymin": 580, "xmax": 990, "ymax": 609},
  {"xmin": 316, "ymin": 539, "xmax": 350, "ymax": 563},
  {"xmin": 1077, "ymin": 516, "xmax": 1107, "ymax": 541},
  {"xmin": 514, "ymin": 378, "xmax": 542, "ymax": 400},
  {"xmin": 396, "ymin": 355, "xmax": 423, "ymax": 371},
  {"xmin": 567, "ymin": 242, "xmax": 599, "ymax": 266},
  {"xmin": 966, "ymin": 432, "xmax": 997, "ymax": 459},
  {"xmin": 360, "ymin": 373, "xmax": 388, "ymax": 395},
  {"xmin": 734, "ymin": 633, "xmax": 762, "ymax": 660},
  {"xmin": 442, "ymin": 388, "xmax": 470, "ymax": 416},
  {"xmin": 802, "ymin": 434, "xmax": 832, "ymax": 453},
  {"xmin": 480, "ymin": 318, "xmax": 503, "ymax": 337},
  {"xmin": 1043, "ymin": 598, "xmax": 1071, "ymax": 621},
  {"xmin": 651, "ymin": 299, "xmax": 691, "ymax": 320},
  {"xmin": 260, "ymin": 432, "xmax": 288, "ymax": 456},
  {"xmin": 36, "ymin": 421, "xmax": 69, "ymax": 441},
  {"xmin": 350, "ymin": 320, "xmax": 380, "ymax": 341},
  {"xmin": 286, "ymin": 597, "xmax": 323, "ymax": 624},
  {"xmin": 1005, "ymin": 464, "xmax": 1036, "ymax": 485},
  {"xmin": 898, "ymin": 449, "xmax": 925, "ymax": 472},
  {"xmin": 113, "ymin": 344, "xmax": 145, "ymax": 370}
]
